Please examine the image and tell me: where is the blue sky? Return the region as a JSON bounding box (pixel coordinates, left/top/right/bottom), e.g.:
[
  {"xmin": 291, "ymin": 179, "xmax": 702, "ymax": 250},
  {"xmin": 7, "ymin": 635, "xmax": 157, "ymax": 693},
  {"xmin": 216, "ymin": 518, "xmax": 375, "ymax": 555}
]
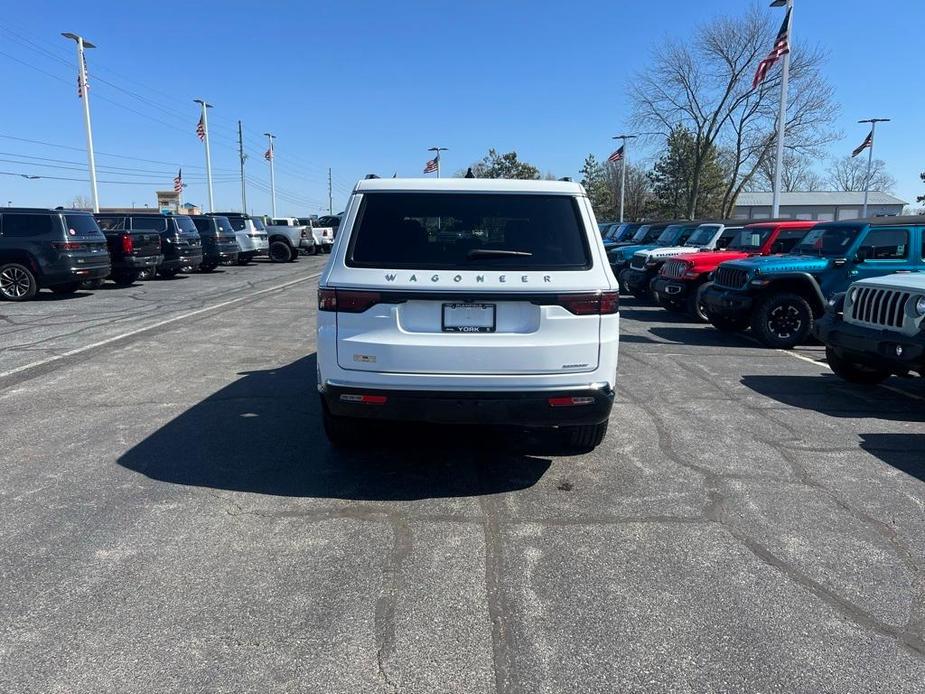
[{"xmin": 1, "ymin": 0, "xmax": 922, "ymax": 215}]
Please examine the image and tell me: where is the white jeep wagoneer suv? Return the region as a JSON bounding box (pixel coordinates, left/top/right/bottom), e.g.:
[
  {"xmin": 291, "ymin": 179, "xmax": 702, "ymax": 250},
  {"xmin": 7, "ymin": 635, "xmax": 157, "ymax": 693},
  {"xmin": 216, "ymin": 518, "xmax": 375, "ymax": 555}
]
[{"xmin": 316, "ymin": 177, "xmax": 620, "ymax": 451}]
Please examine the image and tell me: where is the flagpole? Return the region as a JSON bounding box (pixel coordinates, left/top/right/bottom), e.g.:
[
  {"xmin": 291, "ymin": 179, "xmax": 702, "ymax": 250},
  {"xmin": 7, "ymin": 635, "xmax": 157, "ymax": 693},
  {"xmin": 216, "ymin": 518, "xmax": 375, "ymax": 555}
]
[
  {"xmin": 611, "ymin": 134, "xmax": 637, "ymax": 223},
  {"xmin": 195, "ymin": 99, "xmax": 214, "ymax": 212},
  {"xmin": 858, "ymin": 118, "xmax": 889, "ymax": 218},
  {"xmin": 770, "ymin": 0, "xmax": 793, "ymax": 219},
  {"xmin": 428, "ymin": 146, "xmax": 448, "ymax": 178},
  {"xmin": 265, "ymin": 133, "xmax": 277, "ymax": 217},
  {"xmin": 62, "ymin": 33, "xmax": 99, "ymax": 212}
]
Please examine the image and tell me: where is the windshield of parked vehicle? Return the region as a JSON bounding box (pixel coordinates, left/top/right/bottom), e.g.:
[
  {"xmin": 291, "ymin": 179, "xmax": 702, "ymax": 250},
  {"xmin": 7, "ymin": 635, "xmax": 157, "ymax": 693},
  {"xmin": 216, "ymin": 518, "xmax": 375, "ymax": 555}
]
[
  {"xmin": 226, "ymin": 216, "xmax": 247, "ymax": 231},
  {"xmin": 630, "ymin": 225, "xmax": 651, "ymax": 242},
  {"xmin": 656, "ymin": 225, "xmax": 688, "ymax": 246},
  {"xmin": 348, "ymin": 192, "xmax": 591, "ymax": 270},
  {"xmin": 252, "ymin": 218, "xmax": 266, "ymax": 231},
  {"xmin": 729, "ymin": 226, "xmax": 774, "ymax": 251},
  {"xmin": 175, "ymin": 216, "xmax": 198, "ymax": 234},
  {"xmin": 63, "ymin": 214, "xmax": 103, "ymax": 237},
  {"xmin": 685, "ymin": 225, "xmax": 720, "ymax": 247},
  {"xmin": 213, "ymin": 216, "xmax": 235, "ymax": 235},
  {"xmin": 793, "ymin": 226, "xmax": 860, "ymax": 257},
  {"xmin": 612, "ymin": 224, "xmax": 639, "ymax": 242},
  {"xmin": 131, "ymin": 216, "xmax": 167, "ymax": 232}
]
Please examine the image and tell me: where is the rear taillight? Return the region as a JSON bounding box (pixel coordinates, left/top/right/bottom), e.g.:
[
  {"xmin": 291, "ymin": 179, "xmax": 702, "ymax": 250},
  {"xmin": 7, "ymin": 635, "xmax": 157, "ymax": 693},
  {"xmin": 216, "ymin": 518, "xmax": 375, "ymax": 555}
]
[
  {"xmin": 555, "ymin": 291, "xmax": 619, "ymax": 315},
  {"xmin": 340, "ymin": 394, "xmax": 387, "ymax": 405},
  {"xmin": 53, "ymin": 242, "xmax": 82, "ymax": 250},
  {"xmin": 548, "ymin": 396, "xmax": 595, "ymax": 407},
  {"xmin": 121, "ymin": 233, "xmax": 134, "ymax": 254},
  {"xmin": 317, "ymin": 288, "xmax": 382, "ymax": 313}
]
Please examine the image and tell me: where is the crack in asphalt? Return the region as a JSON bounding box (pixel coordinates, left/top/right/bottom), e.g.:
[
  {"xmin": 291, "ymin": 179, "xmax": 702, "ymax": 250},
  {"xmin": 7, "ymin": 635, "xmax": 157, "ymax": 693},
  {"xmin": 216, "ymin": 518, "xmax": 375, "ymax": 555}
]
[{"xmin": 374, "ymin": 516, "xmax": 411, "ymax": 693}]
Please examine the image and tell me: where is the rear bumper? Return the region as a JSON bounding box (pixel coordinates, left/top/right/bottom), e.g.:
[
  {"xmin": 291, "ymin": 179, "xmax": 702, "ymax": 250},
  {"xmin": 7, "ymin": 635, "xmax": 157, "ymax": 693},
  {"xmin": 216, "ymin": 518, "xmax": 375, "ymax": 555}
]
[
  {"xmin": 814, "ymin": 312, "xmax": 925, "ymax": 371},
  {"xmin": 701, "ymin": 285, "xmax": 753, "ymax": 318},
  {"xmin": 114, "ymin": 254, "xmax": 161, "ymax": 271},
  {"xmin": 159, "ymin": 253, "xmax": 203, "ymax": 272},
  {"xmin": 322, "ymin": 384, "xmax": 615, "ymax": 426},
  {"xmin": 652, "ymin": 276, "xmax": 692, "ymax": 301},
  {"xmin": 41, "ymin": 263, "xmax": 111, "ymax": 287}
]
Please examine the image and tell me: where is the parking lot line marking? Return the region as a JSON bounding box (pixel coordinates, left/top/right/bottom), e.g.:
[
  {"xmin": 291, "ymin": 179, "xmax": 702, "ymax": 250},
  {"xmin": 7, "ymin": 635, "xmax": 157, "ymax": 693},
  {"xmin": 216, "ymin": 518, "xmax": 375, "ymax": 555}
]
[{"xmin": 0, "ymin": 272, "xmax": 321, "ymax": 382}]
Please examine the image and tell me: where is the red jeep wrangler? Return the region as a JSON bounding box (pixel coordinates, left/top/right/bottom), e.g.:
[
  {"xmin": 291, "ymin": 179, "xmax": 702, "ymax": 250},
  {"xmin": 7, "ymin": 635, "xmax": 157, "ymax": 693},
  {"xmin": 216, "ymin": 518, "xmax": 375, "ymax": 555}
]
[{"xmin": 652, "ymin": 220, "xmax": 816, "ymax": 320}]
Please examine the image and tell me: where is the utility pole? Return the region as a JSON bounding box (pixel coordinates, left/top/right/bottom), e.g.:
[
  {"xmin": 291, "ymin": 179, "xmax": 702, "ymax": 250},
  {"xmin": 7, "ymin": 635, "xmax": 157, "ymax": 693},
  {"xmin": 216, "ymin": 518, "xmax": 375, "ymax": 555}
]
[
  {"xmin": 858, "ymin": 118, "xmax": 890, "ymax": 218},
  {"xmin": 611, "ymin": 134, "xmax": 637, "ymax": 223},
  {"xmin": 62, "ymin": 32, "xmax": 99, "ymax": 212},
  {"xmin": 237, "ymin": 120, "xmax": 248, "ymax": 213},
  {"xmin": 328, "ymin": 168, "xmax": 333, "ymax": 215},
  {"xmin": 428, "ymin": 146, "xmax": 448, "ymax": 178},
  {"xmin": 770, "ymin": 0, "xmax": 794, "ymax": 218},
  {"xmin": 194, "ymin": 99, "xmax": 214, "ymax": 212},
  {"xmin": 264, "ymin": 132, "xmax": 277, "ymax": 217}
]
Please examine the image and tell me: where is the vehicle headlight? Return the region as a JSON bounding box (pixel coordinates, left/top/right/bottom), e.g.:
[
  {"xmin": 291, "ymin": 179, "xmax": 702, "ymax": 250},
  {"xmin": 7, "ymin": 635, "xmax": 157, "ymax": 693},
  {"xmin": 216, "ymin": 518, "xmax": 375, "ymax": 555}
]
[
  {"xmin": 847, "ymin": 286, "xmax": 858, "ymax": 303},
  {"xmin": 915, "ymin": 296, "xmax": 925, "ymax": 317}
]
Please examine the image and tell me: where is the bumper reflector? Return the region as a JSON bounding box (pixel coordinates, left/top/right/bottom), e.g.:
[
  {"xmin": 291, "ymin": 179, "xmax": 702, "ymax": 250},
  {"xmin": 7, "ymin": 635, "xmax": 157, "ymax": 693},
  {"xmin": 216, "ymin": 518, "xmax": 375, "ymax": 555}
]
[
  {"xmin": 340, "ymin": 394, "xmax": 388, "ymax": 405},
  {"xmin": 547, "ymin": 396, "xmax": 595, "ymax": 407}
]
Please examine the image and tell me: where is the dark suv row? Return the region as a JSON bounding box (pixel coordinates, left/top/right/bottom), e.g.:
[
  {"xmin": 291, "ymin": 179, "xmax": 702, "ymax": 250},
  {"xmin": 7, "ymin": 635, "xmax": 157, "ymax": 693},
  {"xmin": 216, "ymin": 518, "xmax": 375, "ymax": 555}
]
[
  {"xmin": 97, "ymin": 213, "xmax": 203, "ymax": 279},
  {"xmin": 0, "ymin": 208, "xmax": 111, "ymax": 300}
]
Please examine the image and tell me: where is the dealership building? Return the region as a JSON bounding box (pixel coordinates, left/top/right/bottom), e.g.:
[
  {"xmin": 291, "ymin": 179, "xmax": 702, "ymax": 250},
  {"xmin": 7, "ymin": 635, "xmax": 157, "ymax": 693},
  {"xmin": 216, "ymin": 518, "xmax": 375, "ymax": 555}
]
[{"xmin": 733, "ymin": 191, "xmax": 907, "ymax": 221}]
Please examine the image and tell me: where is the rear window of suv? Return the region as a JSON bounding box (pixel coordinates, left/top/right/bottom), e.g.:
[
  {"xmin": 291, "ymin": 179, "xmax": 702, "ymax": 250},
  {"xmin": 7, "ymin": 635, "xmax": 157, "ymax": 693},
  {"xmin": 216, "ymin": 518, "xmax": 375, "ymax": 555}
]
[{"xmin": 347, "ymin": 193, "xmax": 592, "ymax": 270}]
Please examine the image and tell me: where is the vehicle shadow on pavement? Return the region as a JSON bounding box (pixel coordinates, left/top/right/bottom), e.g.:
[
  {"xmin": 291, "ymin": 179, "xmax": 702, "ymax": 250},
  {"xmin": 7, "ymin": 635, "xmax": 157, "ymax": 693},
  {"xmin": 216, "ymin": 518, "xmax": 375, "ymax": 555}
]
[
  {"xmin": 648, "ymin": 326, "xmax": 754, "ymax": 348},
  {"xmin": 740, "ymin": 374, "xmax": 925, "ymax": 423},
  {"xmin": 117, "ymin": 354, "xmax": 553, "ymax": 499},
  {"xmin": 859, "ymin": 433, "xmax": 925, "ymax": 482},
  {"xmin": 32, "ymin": 291, "xmax": 94, "ymax": 302}
]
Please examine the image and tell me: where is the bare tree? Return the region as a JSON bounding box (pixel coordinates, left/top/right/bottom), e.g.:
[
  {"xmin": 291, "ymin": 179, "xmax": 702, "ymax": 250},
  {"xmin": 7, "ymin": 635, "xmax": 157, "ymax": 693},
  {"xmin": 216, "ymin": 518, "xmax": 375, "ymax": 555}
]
[
  {"xmin": 629, "ymin": 5, "xmax": 839, "ymax": 218},
  {"xmin": 70, "ymin": 194, "xmax": 93, "ymax": 209},
  {"xmin": 747, "ymin": 152, "xmax": 824, "ymax": 192},
  {"xmin": 602, "ymin": 161, "xmax": 653, "ymax": 221},
  {"xmin": 825, "ymin": 156, "xmax": 896, "ymax": 193}
]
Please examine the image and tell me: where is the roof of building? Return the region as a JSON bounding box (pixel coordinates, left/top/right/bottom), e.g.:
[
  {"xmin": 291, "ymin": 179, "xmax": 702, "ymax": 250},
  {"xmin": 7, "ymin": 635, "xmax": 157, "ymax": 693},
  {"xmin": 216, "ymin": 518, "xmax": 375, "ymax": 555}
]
[
  {"xmin": 735, "ymin": 191, "xmax": 907, "ymax": 207},
  {"xmin": 354, "ymin": 177, "xmax": 584, "ymax": 195}
]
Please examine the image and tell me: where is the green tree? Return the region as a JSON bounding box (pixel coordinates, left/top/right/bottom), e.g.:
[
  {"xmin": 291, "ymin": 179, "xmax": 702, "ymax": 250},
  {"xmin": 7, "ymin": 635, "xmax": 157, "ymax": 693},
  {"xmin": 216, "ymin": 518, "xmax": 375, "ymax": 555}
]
[
  {"xmin": 465, "ymin": 149, "xmax": 540, "ymax": 180},
  {"xmin": 579, "ymin": 154, "xmax": 615, "ymax": 220},
  {"xmin": 919, "ymin": 172, "xmax": 925, "ymax": 204},
  {"xmin": 648, "ymin": 126, "xmax": 726, "ymax": 219}
]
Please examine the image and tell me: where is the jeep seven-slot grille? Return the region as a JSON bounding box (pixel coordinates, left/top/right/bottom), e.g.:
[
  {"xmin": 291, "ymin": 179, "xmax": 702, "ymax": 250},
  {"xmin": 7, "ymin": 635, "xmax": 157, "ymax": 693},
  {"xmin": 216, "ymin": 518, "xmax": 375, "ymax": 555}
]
[
  {"xmin": 630, "ymin": 254, "xmax": 647, "ymax": 270},
  {"xmin": 714, "ymin": 266, "xmax": 748, "ymax": 290},
  {"xmin": 662, "ymin": 259, "xmax": 688, "ymax": 280},
  {"xmin": 847, "ymin": 287, "xmax": 910, "ymax": 329}
]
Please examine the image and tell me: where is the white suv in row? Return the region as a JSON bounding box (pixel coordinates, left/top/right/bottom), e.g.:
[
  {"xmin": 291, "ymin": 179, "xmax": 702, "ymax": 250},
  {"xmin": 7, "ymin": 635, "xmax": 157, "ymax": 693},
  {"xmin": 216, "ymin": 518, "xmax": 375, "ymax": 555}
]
[{"xmin": 316, "ymin": 177, "xmax": 620, "ymax": 451}]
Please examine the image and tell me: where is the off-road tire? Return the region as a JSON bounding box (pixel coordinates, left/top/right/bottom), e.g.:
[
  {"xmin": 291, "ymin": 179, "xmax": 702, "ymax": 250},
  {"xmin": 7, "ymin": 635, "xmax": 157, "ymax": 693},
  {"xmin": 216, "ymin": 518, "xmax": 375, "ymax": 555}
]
[
  {"xmin": 825, "ymin": 346, "xmax": 890, "ymax": 385},
  {"xmin": 269, "ymin": 240, "xmax": 292, "ymax": 263},
  {"xmin": 157, "ymin": 268, "xmax": 179, "ymax": 279},
  {"xmin": 199, "ymin": 262, "xmax": 217, "ymax": 273},
  {"xmin": 307, "ymin": 244, "xmax": 319, "ymax": 256},
  {"xmin": 751, "ymin": 292, "xmax": 813, "ymax": 349},
  {"xmin": 0, "ymin": 263, "xmax": 38, "ymax": 301},
  {"xmin": 80, "ymin": 278, "xmax": 105, "ymax": 290},
  {"xmin": 50, "ymin": 282, "xmax": 80, "ymax": 295},
  {"xmin": 237, "ymin": 254, "xmax": 252, "ymax": 266},
  {"xmin": 563, "ymin": 420, "xmax": 609, "ymax": 453}
]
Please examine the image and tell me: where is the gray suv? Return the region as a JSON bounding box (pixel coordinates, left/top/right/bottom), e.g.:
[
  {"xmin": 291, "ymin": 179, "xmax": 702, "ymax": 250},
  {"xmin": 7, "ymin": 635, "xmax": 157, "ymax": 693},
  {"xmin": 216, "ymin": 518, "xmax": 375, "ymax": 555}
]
[{"xmin": 0, "ymin": 208, "xmax": 111, "ymax": 301}]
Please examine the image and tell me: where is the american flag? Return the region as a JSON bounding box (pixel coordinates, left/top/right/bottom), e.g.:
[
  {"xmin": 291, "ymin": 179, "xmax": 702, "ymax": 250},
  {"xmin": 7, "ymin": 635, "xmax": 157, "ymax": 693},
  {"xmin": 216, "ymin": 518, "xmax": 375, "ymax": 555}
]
[
  {"xmin": 264, "ymin": 146, "xmax": 273, "ymax": 161},
  {"xmin": 77, "ymin": 54, "xmax": 89, "ymax": 98},
  {"xmin": 852, "ymin": 129, "xmax": 873, "ymax": 157},
  {"xmin": 196, "ymin": 115, "xmax": 206, "ymax": 141},
  {"xmin": 173, "ymin": 169, "xmax": 183, "ymax": 193},
  {"xmin": 752, "ymin": 8, "xmax": 791, "ymax": 89},
  {"xmin": 608, "ymin": 146, "xmax": 624, "ymax": 163},
  {"xmin": 423, "ymin": 153, "xmax": 439, "ymax": 174}
]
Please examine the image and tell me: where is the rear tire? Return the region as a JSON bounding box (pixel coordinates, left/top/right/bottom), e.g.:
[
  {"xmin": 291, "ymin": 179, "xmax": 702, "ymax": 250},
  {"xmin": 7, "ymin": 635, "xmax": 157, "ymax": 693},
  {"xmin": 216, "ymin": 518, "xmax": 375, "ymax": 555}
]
[
  {"xmin": 0, "ymin": 263, "xmax": 38, "ymax": 301},
  {"xmin": 157, "ymin": 268, "xmax": 179, "ymax": 280},
  {"xmin": 825, "ymin": 346, "xmax": 890, "ymax": 385},
  {"xmin": 50, "ymin": 282, "xmax": 80, "ymax": 295},
  {"xmin": 80, "ymin": 278, "xmax": 104, "ymax": 290},
  {"xmin": 269, "ymin": 240, "xmax": 292, "ymax": 263},
  {"xmin": 237, "ymin": 253, "xmax": 252, "ymax": 266},
  {"xmin": 751, "ymin": 292, "xmax": 813, "ymax": 349},
  {"xmin": 199, "ymin": 262, "xmax": 217, "ymax": 273},
  {"xmin": 307, "ymin": 243, "xmax": 319, "ymax": 256},
  {"xmin": 563, "ymin": 420, "xmax": 609, "ymax": 453},
  {"xmin": 112, "ymin": 271, "xmax": 140, "ymax": 287}
]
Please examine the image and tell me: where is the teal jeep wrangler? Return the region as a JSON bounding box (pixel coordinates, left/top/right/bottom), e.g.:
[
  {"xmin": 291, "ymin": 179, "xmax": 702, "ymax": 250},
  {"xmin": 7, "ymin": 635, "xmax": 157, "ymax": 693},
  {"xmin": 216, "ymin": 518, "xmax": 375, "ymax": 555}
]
[{"xmin": 700, "ymin": 217, "xmax": 925, "ymax": 348}]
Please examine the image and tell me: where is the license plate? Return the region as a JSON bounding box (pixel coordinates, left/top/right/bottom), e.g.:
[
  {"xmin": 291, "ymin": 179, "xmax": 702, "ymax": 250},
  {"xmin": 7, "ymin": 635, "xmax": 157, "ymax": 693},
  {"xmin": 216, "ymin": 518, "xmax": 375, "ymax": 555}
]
[{"xmin": 442, "ymin": 303, "xmax": 496, "ymax": 333}]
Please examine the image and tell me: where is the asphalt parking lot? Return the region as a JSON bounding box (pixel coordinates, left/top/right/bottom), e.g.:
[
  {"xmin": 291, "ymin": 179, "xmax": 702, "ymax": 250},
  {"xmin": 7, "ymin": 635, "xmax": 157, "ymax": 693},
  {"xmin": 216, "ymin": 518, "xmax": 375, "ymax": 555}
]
[{"xmin": 1, "ymin": 257, "xmax": 924, "ymax": 693}]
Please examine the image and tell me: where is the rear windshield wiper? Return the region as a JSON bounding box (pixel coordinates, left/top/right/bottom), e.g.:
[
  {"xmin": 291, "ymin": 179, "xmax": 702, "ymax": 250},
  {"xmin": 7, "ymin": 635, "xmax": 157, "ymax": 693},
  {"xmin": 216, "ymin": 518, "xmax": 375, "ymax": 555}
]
[{"xmin": 466, "ymin": 249, "xmax": 533, "ymax": 259}]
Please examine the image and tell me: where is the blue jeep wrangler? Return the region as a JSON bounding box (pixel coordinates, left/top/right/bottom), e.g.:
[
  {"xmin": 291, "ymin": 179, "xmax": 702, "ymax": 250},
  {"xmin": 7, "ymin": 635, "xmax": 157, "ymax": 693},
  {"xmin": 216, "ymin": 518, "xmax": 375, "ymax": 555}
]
[{"xmin": 700, "ymin": 217, "xmax": 925, "ymax": 348}]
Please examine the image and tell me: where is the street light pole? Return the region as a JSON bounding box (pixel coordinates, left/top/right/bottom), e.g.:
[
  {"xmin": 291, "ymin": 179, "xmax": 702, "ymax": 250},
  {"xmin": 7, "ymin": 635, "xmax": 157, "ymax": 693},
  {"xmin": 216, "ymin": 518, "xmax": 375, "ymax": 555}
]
[
  {"xmin": 194, "ymin": 99, "xmax": 214, "ymax": 212},
  {"xmin": 62, "ymin": 32, "xmax": 99, "ymax": 212},
  {"xmin": 264, "ymin": 132, "xmax": 277, "ymax": 217},
  {"xmin": 428, "ymin": 147, "xmax": 448, "ymax": 178},
  {"xmin": 858, "ymin": 118, "xmax": 890, "ymax": 218},
  {"xmin": 611, "ymin": 134, "xmax": 637, "ymax": 223},
  {"xmin": 238, "ymin": 120, "xmax": 248, "ymax": 214},
  {"xmin": 770, "ymin": 0, "xmax": 793, "ymax": 219}
]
